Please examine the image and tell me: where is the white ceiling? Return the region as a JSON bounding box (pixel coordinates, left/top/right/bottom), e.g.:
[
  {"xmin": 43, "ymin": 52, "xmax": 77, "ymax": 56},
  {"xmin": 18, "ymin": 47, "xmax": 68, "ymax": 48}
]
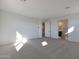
[{"xmin": 0, "ymin": 0, "xmax": 79, "ymax": 19}]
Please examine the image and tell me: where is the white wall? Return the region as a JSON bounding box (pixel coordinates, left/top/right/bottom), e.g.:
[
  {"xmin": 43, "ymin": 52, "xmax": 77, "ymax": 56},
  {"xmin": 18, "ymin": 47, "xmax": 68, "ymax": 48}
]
[
  {"xmin": 45, "ymin": 19, "xmax": 58, "ymax": 38},
  {"xmin": 47, "ymin": 13, "xmax": 79, "ymax": 42},
  {"xmin": 1, "ymin": 10, "xmax": 79, "ymax": 45},
  {"xmin": 45, "ymin": 21, "xmax": 50, "ymax": 37},
  {"xmin": 0, "ymin": 10, "xmax": 41, "ymax": 45},
  {"xmin": 51, "ymin": 20, "xmax": 58, "ymax": 38},
  {"xmin": 68, "ymin": 13, "xmax": 79, "ymax": 42}
]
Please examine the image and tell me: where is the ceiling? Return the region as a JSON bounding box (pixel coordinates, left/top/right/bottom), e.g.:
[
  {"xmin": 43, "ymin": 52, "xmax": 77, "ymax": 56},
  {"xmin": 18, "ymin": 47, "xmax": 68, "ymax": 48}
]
[{"xmin": 0, "ymin": 0, "xmax": 79, "ymax": 19}]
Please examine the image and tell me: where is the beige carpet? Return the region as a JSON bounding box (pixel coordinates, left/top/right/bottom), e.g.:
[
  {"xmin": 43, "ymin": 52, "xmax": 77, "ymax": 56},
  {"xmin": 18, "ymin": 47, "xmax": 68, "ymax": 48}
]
[{"xmin": 0, "ymin": 37, "xmax": 79, "ymax": 59}]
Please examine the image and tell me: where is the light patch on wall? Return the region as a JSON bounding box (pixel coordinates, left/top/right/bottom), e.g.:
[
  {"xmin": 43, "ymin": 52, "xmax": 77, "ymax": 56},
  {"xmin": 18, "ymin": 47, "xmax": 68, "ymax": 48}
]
[
  {"xmin": 41, "ymin": 41, "xmax": 48, "ymax": 46},
  {"xmin": 16, "ymin": 32, "xmax": 22, "ymax": 41},
  {"xmin": 14, "ymin": 32, "xmax": 28, "ymax": 52},
  {"xmin": 22, "ymin": 37, "xmax": 28, "ymax": 44},
  {"xmin": 66, "ymin": 26, "xmax": 75, "ymax": 34}
]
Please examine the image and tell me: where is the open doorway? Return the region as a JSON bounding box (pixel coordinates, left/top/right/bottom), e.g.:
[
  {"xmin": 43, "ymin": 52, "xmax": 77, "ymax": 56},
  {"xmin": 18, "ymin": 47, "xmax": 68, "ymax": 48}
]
[{"xmin": 58, "ymin": 19, "xmax": 68, "ymax": 40}]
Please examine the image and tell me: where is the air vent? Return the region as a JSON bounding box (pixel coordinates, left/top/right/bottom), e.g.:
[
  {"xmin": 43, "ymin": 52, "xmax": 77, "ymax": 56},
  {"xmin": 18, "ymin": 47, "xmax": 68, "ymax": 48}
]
[
  {"xmin": 21, "ymin": 0, "xmax": 27, "ymax": 2},
  {"xmin": 65, "ymin": 6, "xmax": 71, "ymax": 9}
]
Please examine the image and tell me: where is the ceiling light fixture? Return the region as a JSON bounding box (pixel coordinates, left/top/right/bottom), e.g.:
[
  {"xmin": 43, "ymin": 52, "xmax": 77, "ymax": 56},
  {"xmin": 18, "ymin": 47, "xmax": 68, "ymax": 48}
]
[
  {"xmin": 65, "ymin": 6, "xmax": 71, "ymax": 9},
  {"xmin": 21, "ymin": 0, "xmax": 27, "ymax": 2}
]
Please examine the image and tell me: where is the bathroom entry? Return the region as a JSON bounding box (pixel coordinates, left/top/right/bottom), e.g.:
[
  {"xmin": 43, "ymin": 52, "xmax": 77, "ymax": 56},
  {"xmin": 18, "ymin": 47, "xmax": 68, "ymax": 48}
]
[
  {"xmin": 42, "ymin": 22, "xmax": 45, "ymax": 37},
  {"xmin": 58, "ymin": 18, "xmax": 68, "ymax": 40}
]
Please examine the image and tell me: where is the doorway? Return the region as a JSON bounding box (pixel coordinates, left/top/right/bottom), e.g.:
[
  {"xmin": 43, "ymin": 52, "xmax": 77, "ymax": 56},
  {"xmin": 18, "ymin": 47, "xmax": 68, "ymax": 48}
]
[{"xmin": 58, "ymin": 19, "xmax": 68, "ymax": 40}]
